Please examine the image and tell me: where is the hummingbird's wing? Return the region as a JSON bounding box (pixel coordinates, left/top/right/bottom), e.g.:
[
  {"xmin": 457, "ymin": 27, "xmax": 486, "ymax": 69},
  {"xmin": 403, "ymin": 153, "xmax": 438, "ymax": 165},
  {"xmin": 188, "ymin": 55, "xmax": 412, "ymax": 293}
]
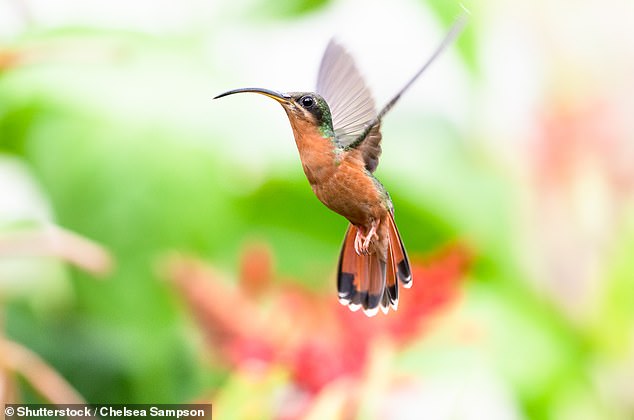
[
  {"xmin": 345, "ymin": 13, "xmax": 468, "ymax": 152},
  {"xmin": 357, "ymin": 124, "xmax": 382, "ymax": 173},
  {"xmin": 316, "ymin": 40, "xmax": 383, "ymax": 172},
  {"xmin": 316, "ymin": 40, "xmax": 377, "ymax": 145}
]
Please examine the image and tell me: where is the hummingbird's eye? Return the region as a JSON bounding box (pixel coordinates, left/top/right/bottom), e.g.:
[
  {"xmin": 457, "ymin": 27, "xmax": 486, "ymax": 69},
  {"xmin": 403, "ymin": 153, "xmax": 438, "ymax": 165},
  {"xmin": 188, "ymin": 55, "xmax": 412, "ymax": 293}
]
[{"xmin": 300, "ymin": 96, "xmax": 315, "ymax": 108}]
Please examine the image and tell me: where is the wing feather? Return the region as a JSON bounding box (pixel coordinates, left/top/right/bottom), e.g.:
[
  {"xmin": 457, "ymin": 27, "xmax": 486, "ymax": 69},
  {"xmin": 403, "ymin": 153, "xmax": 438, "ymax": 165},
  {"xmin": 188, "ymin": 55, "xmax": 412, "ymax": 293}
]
[{"xmin": 316, "ymin": 40, "xmax": 379, "ymax": 147}]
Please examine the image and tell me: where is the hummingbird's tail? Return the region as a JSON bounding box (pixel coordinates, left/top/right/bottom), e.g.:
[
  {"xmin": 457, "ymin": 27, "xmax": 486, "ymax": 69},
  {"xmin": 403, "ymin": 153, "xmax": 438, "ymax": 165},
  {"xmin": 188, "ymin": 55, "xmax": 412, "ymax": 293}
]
[{"xmin": 336, "ymin": 213, "xmax": 411, "ymax": 316}]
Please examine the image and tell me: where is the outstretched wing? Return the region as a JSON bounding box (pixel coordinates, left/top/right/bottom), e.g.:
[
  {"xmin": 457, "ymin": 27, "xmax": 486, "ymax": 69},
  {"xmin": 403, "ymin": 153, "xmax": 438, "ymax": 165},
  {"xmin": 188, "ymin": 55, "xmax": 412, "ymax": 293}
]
[
  {"xmin": 317, "ymin": 14, "xmax": 467, "ymax": 171},
  {"xmin": 316, "ymin": 40, "xmax": 382, "ymax": 171},
  {"xmin": 345, "ymin": 13, "xmax": 468, "ymax": 152}
]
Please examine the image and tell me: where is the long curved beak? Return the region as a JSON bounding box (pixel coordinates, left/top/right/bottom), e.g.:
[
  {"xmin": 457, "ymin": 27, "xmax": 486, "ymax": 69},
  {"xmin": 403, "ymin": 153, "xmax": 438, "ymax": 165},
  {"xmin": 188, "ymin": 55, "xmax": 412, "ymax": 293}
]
[{"xmin": 213, "ymin": 87, "xmax": 290, "ymax": 103}]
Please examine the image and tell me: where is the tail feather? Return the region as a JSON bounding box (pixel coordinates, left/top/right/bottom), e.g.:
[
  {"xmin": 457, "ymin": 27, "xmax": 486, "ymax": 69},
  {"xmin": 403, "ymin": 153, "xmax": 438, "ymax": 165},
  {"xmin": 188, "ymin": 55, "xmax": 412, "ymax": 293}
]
[
  {"xmin": 385, "ymin": 239, "xmax": 399, "ymax": 310},
  {"xmin": 386, "ymin": 212, "xmax": 412, "ymax": 288},
  {"xmin": 337, "ymin": 214, "xmax": 411, "ymax": 316},
  {"xmin": 357, "ymin": 247, "xmax": 369, "ymax": 312},
  {"xmin": 363, "ymin": 254, "xmax": 385, "ymax": 316},
  {"xmin": 380, "ymin": 291, "xmax": 390, "ymax": 314},
  {"xmin": 337, "ymin": 225, "xmax": 358, "ymax": 305}
]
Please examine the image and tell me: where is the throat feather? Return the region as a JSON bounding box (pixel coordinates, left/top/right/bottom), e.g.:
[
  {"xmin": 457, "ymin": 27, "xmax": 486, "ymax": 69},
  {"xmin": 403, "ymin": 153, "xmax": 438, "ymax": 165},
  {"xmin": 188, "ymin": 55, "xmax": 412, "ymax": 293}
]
[{"xmin": 289, "ymin": 118, "xmax": 337, "ymax": 185}]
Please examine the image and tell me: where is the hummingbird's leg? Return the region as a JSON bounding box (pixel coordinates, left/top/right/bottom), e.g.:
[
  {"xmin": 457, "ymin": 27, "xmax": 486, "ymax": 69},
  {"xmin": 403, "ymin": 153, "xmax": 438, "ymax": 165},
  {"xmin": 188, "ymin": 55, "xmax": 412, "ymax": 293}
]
[
  {"xmin": 353, "ymin": 220, "xmax": 380, "ymax": 256},
  {"xmin": 362, "ymin": 219, "xmax": 380, "ymax": 251}
]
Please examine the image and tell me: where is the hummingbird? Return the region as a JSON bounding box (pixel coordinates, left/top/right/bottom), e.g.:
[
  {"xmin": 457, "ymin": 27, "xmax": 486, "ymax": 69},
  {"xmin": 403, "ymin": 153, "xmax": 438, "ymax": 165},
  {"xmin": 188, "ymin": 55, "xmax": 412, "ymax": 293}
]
[{"xmin": 215, "ymin": 17, "xmax": 466, "ymax": 316}]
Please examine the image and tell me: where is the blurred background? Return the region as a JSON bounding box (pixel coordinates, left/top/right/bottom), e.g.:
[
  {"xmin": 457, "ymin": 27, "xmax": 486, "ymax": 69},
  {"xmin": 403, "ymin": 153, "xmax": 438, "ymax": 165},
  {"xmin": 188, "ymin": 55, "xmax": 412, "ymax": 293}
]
[{"xmin": 1, "ymin": 0, "xmax": 634, "ymax": 418}]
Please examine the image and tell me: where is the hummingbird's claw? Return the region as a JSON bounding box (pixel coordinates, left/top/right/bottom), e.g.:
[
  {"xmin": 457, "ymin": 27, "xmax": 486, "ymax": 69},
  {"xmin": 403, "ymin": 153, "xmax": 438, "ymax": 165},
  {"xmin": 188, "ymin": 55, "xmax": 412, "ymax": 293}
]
[
  {"xmin": 363, "ymin": 220, "xmax": 379, "ymax": 250},
  {"xmin": 354, "ymin": 230, "xmax": 367, "ymax": 256},
  {"xmin": 354, "ymin": 220, "xmax": 380, "ymax": 256}
]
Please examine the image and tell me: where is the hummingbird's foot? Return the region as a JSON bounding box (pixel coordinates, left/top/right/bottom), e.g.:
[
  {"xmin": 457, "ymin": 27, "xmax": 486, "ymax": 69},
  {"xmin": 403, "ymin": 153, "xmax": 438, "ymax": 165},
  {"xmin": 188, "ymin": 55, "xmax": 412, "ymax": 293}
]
[
  {"xmin": 354, "ymin": 220, "xmax": 380, "ymax": 256},
  {"xmin": 362, "ymin": 220, "xmax": 380, "ymax": 250},
  {"xmin": 354, "ymin": 230, "xmax": 368, "ymax": 255}
]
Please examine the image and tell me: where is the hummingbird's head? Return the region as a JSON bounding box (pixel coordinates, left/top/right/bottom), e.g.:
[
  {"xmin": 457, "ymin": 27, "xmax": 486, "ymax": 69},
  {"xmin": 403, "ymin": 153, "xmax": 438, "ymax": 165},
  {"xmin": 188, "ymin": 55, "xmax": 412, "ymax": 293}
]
[{"xmin": 214, "ymin": 88, "xmax": 334, "ymax": 138}]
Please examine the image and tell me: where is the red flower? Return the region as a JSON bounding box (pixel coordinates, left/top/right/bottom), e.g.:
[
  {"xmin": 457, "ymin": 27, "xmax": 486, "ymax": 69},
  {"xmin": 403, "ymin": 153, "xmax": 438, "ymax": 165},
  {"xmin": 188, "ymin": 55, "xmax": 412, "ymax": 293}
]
[{"xmin": 167, "ymin": 242, "xmax": 470, "ymax": 396}]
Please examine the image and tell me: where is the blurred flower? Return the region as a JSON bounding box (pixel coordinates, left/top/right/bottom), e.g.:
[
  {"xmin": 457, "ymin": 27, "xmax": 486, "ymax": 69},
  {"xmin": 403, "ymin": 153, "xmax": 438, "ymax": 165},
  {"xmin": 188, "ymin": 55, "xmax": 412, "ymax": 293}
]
[
  {"xmin": 239, "ymin": 242, "xmax": 274, "ymax": 299},
  {"xmin": 166, "ymin": 242, "xmax": 470, "ymax": 418},
  {"xmin": 0, "ymin": 48, "xmax": 21, "ymax": 71},
  {"xmin": 526, "ymin": 95, "xmax": 634, "ymax": 320}
]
